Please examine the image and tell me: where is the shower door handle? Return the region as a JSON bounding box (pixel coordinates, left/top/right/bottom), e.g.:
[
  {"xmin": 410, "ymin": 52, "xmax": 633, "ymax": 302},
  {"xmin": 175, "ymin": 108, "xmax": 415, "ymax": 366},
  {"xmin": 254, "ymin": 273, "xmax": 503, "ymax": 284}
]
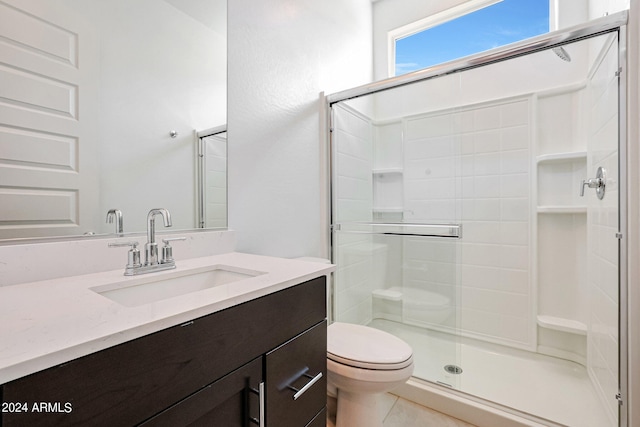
[{"xmin": 580, "ymin": 167, "xmax": 606, "ymax": 200}]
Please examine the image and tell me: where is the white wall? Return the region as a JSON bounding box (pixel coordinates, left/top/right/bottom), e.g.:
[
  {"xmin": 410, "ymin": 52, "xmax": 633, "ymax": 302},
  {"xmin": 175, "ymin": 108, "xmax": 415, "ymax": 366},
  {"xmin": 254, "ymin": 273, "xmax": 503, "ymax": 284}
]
[
  {"xmin": 550, "ymin": 0, "xmax": 589, "ymax": 30},
  {"xmin": 589, "ymin": 0, "xmax": 631, "ymax": 19},
  {"xmin": 227, "ymin": 0, "xmax": 372, "ymax": 258}
]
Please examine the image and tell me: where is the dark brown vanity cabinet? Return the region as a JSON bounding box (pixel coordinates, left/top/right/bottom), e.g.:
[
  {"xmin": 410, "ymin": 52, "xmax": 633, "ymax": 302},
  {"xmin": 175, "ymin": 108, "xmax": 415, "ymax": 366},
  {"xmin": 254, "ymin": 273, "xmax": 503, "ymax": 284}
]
[{"xmin": 1, "ymin": 276, "xmax": 327, "ymax": 427}]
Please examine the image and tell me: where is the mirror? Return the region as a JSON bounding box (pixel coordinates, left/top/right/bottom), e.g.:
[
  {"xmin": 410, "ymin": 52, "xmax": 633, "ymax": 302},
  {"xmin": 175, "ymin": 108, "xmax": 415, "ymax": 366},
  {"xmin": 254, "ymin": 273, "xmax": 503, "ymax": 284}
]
[{"xmin": 0, "ymin": 0, "xmax": 226, "ymax": 241}]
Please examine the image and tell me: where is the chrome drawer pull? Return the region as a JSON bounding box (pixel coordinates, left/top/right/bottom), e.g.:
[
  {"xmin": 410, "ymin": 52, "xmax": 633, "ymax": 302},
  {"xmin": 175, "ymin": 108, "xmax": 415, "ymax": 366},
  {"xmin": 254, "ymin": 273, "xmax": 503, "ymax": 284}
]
[
  {"xmin": 288, "ymin": 372, "xmax": 323, "ymax": 401},
  {"xmin": 249, "ymin": 382, "xmax": 265, "ymax": 426}
]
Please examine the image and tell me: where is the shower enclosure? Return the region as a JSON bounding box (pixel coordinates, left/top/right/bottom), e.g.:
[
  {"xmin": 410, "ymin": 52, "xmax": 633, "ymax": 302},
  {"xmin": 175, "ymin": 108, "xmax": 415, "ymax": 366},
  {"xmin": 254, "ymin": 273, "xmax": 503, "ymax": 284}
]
[
  {"xmin": 197, "ymin": 125, "xmax": 228, "ymax": 229},
  {"xmin": 328, "ymin": 13, "xmax": 627, "ymax": 427}
]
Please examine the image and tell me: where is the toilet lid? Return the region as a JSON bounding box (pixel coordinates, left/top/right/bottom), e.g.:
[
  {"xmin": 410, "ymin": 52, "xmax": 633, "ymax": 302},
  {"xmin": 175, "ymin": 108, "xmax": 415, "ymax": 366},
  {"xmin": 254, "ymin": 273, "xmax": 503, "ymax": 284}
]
[{"xmin": 327, "ymin": 322, "xmax": 413, "ymax": 370}]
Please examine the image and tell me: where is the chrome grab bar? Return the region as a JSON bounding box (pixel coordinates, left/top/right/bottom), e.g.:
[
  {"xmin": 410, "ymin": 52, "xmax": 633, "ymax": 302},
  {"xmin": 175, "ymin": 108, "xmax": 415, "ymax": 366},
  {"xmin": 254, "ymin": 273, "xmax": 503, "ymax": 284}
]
[{"xmin": 333, "ymin": 222, "xmax": 462, "ymax": 238}]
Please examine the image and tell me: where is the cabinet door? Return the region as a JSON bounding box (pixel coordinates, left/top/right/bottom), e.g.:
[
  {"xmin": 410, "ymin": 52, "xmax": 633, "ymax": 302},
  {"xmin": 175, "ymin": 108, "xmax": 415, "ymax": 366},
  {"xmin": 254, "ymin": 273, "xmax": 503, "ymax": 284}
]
[
  {"xmin": 140, "ymin": 356, "xmax": 262, "ymax": 427},
  {"xmin": 266, "ymin": 320, "xmax": 327, "ymax": 427},
  {"xmin": 305, "ymin": 408, "xmax": 327, "ymax": 427}
]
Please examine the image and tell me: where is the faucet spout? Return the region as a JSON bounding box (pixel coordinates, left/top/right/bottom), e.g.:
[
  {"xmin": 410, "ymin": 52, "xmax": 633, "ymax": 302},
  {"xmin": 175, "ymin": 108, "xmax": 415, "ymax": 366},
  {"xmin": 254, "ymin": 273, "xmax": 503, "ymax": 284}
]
[
  {"xmin": 147, "ymin": 208, "xmax": 172, "ymax": 244},
  {"xmin": 145, "ymin": 208, "xmax": 172, "ymax": 265},
  {"xmin": 106, "ymin": 209, "xmax": 124, "ymax": 235}
]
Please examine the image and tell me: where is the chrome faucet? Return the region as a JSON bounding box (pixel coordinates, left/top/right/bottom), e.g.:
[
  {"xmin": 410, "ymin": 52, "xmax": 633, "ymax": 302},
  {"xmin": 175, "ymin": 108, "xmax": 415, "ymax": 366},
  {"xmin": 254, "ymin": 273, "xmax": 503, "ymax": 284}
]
[
  {"xmin": 145, "ymin": 208, "xmax": 172, "ymax": 266},
  {"xmin": 109, "ymin": 208, "xmax": 185, "ymax": 276},
  {"xmin": 106, "ymin": 209, "xmax": 124, "ymax": 235}
]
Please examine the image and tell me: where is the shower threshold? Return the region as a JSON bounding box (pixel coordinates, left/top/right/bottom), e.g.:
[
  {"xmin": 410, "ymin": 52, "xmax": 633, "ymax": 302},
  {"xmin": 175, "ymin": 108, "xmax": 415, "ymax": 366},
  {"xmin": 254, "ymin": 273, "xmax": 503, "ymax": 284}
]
[{"xmin": 368, "ymin": 319, "xmax": 614, "ymax": 427}]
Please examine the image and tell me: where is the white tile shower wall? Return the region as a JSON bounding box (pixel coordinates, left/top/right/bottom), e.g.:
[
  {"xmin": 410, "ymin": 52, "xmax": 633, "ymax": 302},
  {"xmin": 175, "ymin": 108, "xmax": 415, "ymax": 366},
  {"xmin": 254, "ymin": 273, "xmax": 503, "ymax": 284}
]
[
  {"xmin": 402, "ymin": 97, "xmax": 533, "ymax": 349},
  {"xmin": 586, "ymin": 36, "xmax": 619, "ymax": 423},
  {"xmin": 333, "ymin": 103, "xmax": 376, "ymax": 325},
  {"xmin": 374, "ymin": 121, "xmax": 403, "ymax": 170},
  {"xmin": 373, "ymin": 116, "xmax": 404, "ymax": 215},
  {"xmin": 205, "ymin": 135, "xmax": 227, "ymax": 228},
  {"xmin": 372, "ymin": 122, "xmax": 404, "ymax": 287}
]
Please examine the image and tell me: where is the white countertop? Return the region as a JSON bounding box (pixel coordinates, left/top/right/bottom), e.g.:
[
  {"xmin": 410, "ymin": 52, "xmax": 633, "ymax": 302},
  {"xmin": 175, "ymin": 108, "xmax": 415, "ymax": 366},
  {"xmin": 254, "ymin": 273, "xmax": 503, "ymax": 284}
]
[{"xmin": 0, "ymin": 252, "xmax": 334, "ymax": 384}]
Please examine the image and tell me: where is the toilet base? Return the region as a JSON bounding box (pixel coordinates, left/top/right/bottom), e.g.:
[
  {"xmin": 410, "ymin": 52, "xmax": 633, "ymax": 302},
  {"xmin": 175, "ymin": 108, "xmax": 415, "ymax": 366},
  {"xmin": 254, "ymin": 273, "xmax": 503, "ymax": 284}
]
[{"xmin": 335, "ymin": 389, "xmax": 384, "ymax": 427}]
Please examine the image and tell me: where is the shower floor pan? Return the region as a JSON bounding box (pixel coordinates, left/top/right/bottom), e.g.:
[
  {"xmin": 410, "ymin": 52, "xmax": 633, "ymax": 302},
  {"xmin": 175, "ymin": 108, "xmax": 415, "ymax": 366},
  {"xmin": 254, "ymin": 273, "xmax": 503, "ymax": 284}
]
[{"xmin": 369, "ymin": 319, "xmax": 613, "ymax": 427}]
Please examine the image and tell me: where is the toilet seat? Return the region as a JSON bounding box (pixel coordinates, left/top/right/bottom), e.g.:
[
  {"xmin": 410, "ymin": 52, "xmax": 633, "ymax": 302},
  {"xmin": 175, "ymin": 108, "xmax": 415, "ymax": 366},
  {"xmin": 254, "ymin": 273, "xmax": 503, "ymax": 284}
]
[{"xmin": 327, "ymin": 322, "xmax": 413, "ymax": 370}]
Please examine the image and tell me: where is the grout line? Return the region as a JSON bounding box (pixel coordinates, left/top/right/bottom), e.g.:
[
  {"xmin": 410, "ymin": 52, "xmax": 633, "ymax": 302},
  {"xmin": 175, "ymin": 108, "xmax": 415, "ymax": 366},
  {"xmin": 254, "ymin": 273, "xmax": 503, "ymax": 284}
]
[{"xmin": 382, "ymin": 394, "xmax": 400, "ymax": 423}]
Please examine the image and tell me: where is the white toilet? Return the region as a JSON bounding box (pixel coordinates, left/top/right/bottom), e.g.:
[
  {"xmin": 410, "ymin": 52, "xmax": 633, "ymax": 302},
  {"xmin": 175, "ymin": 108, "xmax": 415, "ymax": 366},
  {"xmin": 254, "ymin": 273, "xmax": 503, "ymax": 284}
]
[{"xmin": 327, "ymin": 322, "xmax": 414, "ymax": 427}]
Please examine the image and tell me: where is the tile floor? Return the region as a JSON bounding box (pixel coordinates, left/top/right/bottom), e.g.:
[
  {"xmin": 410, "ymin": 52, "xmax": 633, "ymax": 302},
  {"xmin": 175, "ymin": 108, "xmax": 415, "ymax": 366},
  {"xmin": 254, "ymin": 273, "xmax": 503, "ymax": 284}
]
[{"xmin": 327, "ymin": 393, "xmax": 478, "ymax": 427}]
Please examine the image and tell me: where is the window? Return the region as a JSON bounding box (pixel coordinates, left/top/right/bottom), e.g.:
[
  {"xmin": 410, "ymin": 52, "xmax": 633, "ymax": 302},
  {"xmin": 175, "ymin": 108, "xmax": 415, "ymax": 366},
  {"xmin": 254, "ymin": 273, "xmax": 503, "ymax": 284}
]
[{"xmin": 392, "ymin": 0, "xmax": 549, "ymax": 76}]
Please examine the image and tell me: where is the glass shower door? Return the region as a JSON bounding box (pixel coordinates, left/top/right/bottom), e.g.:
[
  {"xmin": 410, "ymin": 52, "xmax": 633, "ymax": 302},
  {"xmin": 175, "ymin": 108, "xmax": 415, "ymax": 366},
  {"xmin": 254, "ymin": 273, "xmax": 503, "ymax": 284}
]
[{"xmin": 330, "ymin": 75, "xmax": 465, "ymax": 388}]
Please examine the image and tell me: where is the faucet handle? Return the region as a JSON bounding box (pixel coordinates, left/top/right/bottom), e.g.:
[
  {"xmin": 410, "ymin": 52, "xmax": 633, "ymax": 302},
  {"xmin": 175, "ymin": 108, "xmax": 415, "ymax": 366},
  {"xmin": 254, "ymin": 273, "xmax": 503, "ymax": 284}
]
[
  {"xmin": 161, "ymin": 237, "xmax": 186, "ymax": 264},
  {"xmin": 579, "ymin": 167, "xmax": 606, "ymax": 199},
  {"xmin": 109, "ymin": 241, "xmax": 142, "ymax": 270},
  {"xmin": 108, "ymin": 241, "xmax": 139, "ymax": 248}
]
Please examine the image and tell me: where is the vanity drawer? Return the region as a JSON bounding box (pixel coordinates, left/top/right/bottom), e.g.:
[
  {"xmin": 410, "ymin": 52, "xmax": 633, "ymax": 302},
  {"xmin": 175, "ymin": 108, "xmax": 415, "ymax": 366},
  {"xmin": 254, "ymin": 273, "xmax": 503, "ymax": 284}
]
[
  {"xmin": 1, "ymin": 276, "xmax": 326, "ymax": 426},
  {"xmin": 266, "ymin": 320, "xmax": 327, "ymax": 427},
  {"xmin": 139, "ymin": 356, "xmax": 262, "ymax": 426}
]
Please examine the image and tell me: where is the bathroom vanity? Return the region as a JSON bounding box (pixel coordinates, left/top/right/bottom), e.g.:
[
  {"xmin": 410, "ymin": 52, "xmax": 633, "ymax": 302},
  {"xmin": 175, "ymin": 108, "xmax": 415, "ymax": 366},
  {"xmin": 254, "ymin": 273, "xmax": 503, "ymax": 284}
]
[{"xmin": 0, "ymin": 251, "xmax": 332, "ymax": 427}]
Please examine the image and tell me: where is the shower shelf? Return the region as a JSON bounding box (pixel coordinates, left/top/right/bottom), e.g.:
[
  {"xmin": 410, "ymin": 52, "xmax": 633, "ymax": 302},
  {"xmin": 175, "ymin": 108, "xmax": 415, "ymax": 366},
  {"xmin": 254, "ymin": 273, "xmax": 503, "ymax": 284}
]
[
  {"xmin": 537, "ymin": 315, "xmax": 587, "ymax": 335},
  {"xmin": 536, "ymin": 151, "xmax": 587, "ymax": 164},
  {"xmin": 537, "ymin": 206, "xmax": 587, "ymax": 214}
]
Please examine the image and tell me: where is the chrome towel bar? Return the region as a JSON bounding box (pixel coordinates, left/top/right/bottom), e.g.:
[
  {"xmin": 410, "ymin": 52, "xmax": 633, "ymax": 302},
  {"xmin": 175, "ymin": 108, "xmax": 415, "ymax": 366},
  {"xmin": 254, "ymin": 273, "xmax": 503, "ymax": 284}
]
[{"xmin": 332, "ymin": 222, "xmax": 462, "ymax": 238}]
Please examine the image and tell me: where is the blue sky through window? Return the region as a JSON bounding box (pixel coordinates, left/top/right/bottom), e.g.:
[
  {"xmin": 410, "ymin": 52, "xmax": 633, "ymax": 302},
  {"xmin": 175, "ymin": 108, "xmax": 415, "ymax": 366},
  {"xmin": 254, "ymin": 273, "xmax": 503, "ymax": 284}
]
[{"xmin": 395, "ymin": 0, "xmax": 549, "ymax": 75}]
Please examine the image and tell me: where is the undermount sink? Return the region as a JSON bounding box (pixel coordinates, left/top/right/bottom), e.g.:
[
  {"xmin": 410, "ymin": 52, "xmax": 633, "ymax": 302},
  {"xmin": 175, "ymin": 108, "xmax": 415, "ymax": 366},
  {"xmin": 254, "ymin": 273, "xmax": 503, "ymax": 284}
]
[{"xmin": 91, "ymin": 265, "xmax": 266, "ymax": 307}]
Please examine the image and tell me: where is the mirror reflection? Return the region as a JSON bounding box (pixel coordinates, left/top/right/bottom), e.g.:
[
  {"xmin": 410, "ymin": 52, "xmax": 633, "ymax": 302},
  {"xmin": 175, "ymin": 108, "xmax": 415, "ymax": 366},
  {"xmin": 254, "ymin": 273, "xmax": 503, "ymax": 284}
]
[
  {"xmin": 197, "ymin": 127, "xmax": 227, "ymax": 229},
  {"xmin": 0, "ymin": 0, "xmax": 227, "ymax": 240}
]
